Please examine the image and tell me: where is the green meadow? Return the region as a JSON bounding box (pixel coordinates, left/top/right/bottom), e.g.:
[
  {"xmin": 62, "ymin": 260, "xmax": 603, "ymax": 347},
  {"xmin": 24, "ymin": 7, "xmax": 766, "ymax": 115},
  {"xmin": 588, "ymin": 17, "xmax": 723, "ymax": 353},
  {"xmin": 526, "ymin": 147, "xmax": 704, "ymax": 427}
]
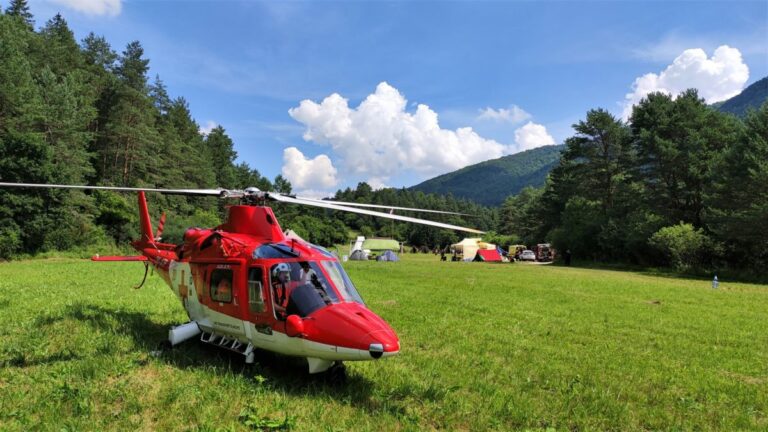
[{"xmin": 0, "ymin": 255, "xmax": 766, "ymax": 431}]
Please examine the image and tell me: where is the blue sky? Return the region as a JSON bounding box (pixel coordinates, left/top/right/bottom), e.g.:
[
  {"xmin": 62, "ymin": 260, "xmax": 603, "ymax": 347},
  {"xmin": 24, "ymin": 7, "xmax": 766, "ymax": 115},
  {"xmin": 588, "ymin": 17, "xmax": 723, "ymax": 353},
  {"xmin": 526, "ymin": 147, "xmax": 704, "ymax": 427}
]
[{"xmin": 29, "ymin": 0, "xmax": 768, "ymax": 196}]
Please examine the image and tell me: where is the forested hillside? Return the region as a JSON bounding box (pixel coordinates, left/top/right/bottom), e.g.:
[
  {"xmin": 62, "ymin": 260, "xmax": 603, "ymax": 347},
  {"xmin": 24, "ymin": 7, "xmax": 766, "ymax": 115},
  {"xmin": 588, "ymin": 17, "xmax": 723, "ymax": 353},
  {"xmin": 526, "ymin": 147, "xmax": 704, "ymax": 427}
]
[
  {"xmin": 410, "ymin": 145, "xmax": 563, "ymax": 206},
  {"xmin": 0, "ymin": 3, "xmax": 493, "ymax": 258},
  {"xmin": 0, "ymin": 5, "xmax": 282, "ymax": 258},
  {"xmin": 499, "ymin": 92, "xmax": 768, "ymax": 273},
  {"xmin": 715, "ymin": 76, "xmax": 768, "ymax": 117}
]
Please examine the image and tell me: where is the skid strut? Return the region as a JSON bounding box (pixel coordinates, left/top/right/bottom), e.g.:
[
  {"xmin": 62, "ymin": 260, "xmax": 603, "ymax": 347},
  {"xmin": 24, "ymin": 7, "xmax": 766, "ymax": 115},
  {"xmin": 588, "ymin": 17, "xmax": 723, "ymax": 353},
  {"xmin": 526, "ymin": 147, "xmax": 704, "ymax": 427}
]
[{"xmin": 200, "ymin": 331, "xmax": 256, "ymax": 363}]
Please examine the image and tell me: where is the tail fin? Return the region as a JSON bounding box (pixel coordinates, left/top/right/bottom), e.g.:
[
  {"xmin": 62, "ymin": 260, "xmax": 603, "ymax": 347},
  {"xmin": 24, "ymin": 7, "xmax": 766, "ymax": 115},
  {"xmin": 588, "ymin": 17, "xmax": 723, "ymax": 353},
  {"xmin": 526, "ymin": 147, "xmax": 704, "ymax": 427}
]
[{"xmin": 138, "ymin": 191, "xmax": 155, "ymax": 244}]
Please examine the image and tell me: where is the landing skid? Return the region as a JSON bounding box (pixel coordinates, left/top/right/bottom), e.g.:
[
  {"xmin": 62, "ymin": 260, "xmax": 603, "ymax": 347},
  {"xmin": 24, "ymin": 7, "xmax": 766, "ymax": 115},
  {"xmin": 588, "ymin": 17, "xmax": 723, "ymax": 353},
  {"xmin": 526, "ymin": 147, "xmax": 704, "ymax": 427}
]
[
  {"xmin": 199, "ymin": 331, "xmax": 256, "ymax": 364},
  {"xmin": 166, "ymin": 326, "xmax": 347, "ymax": 381}
]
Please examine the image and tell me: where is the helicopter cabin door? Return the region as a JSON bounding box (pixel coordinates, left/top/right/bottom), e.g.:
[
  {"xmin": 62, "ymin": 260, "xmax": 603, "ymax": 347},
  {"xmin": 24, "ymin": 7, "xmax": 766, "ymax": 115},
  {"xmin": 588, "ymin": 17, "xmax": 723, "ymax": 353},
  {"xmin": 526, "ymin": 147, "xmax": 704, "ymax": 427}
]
[
  {"xmin": 246, "ymin": 267, "xmax": 273, "ymax": 326},
  {"xmin": 205, "ymin": 263, "xmax": 246, "ymax": 337}
]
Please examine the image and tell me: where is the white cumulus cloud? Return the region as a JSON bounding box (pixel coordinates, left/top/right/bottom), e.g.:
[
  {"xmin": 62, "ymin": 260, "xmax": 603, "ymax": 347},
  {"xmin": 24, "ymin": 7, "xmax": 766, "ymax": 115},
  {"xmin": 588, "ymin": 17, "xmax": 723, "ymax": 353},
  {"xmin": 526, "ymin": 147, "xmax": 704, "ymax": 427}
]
[
  {"xmin": 198, "ymin": 120, "xmax": 218, "ymax": 136},
  {"xmin": 281, "ymin": 147, "xmax": 338, "ymax": 190},
  {"xmin": 478, "ymin": 105, "xmax": 531, "ymax": 124},
  {"xmin": 288, "ymin": 82, "xmax": 514, "ymax": 183},
  {"xmin": 51, "ymin": 0, "xmax": 122, "ymax": 17},
  {"xmin": 622, "ymin": 45, "xmax": 749, "ymax": 119},
  {"xmin": 366, "ymin": 177, "xmax": 389, "ymax": 190},
  {"xmin": 514, "ymin": 122, "xmax": 556, "ymax": 152}
]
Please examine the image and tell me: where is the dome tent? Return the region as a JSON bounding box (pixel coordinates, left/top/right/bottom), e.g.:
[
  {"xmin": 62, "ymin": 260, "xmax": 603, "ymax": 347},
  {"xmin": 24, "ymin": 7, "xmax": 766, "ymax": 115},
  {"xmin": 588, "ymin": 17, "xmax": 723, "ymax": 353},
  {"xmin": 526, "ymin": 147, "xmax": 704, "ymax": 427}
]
[{"xmin": 376, "ymin": 250, "xmax": 399, "ymax": 262}]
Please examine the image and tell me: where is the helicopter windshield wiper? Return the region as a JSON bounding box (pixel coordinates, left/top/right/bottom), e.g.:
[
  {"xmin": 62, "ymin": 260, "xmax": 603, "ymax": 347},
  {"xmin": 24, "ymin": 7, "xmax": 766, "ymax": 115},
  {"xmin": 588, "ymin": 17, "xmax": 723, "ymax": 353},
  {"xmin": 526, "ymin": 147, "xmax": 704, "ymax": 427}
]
[{"xmin": 267, "ymin": 243, "xmax": 300, "ymax": 257}]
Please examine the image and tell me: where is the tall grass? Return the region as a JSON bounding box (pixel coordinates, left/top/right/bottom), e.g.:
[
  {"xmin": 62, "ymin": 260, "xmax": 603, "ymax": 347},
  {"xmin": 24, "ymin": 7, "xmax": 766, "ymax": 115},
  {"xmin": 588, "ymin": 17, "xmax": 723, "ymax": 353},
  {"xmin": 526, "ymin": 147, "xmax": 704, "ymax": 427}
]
[{"xmin": 0, "ymin": 256, "xmax": 765, "ymax": 431}]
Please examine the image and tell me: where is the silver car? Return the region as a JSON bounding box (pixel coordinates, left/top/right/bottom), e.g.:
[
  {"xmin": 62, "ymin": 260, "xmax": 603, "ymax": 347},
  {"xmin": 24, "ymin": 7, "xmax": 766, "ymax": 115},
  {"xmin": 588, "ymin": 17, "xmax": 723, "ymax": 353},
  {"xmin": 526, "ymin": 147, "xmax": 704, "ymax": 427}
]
[{"xmin": 520, "ymin": 250, "xmax": 536, "ymax": 261}]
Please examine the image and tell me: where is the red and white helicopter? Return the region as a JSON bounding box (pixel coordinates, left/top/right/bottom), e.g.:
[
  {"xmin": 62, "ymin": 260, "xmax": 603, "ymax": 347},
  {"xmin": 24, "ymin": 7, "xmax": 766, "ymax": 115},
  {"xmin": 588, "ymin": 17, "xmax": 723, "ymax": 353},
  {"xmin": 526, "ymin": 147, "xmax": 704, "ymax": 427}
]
[{"xmin": 0, "ymin": 182, "xmax": 483, "ymax": 379}]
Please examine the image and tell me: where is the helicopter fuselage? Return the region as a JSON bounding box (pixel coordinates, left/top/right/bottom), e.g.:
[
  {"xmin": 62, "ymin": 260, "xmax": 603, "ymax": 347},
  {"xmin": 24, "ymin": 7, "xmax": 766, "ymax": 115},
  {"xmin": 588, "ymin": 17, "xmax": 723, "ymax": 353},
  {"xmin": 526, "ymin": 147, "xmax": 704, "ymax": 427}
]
[{"xmin": 131, "ymin": 200, "xmax": 400, "ymax": 374}]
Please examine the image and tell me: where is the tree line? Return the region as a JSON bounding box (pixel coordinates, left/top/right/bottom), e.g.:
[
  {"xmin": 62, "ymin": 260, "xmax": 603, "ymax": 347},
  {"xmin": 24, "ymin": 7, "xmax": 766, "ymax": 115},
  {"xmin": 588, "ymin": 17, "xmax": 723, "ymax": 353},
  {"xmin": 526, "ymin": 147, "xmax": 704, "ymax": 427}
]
[
  {"xmin": 0, "ymin": 3, "xmax": 493, "ymax": 258},
  {"xmin": 499, "ymin": 91, "xmax": 768, "ymax": 273},
  {"xmin": 0, "ymin": 3, "xmax": 292, "ymax": 258}
]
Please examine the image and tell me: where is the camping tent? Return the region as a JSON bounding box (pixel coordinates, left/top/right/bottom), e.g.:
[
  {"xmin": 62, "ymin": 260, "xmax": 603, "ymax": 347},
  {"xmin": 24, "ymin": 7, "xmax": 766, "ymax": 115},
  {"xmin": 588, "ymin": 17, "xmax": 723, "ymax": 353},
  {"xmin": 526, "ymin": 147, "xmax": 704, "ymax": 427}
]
[
  {"xmin": 362, "ymin": 238, "xmax": 400, "ymax": 252},
  {"xmin": 452, "ymin": 238, "xmax": 482, "ymax": 260},
  {"xmin": 477, "ymin": 241, "xmax": 496, "ymax": 250},
  {"xmin": 376, "ymin": 250, "xmax": 399, "ymax": 262},
  {"xmin": 349, "ymin": 250, "xmax": 368, "ymax": 261},
  {"xmin": 473, "ymin": 249, "xmax": 502, "ymax": 262},
  {"xmin": 451, "ymin": 238, "xmax": 497, "ymax": 261}
]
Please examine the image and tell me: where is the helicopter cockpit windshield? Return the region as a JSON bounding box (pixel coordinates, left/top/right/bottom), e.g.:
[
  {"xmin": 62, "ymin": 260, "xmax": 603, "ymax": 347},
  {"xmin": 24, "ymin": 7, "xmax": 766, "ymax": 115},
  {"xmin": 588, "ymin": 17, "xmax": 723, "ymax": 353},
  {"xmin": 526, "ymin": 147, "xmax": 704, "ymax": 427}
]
[{"xmin": 270, "ymin": 261, "xmax": 365, "ymax": 319}]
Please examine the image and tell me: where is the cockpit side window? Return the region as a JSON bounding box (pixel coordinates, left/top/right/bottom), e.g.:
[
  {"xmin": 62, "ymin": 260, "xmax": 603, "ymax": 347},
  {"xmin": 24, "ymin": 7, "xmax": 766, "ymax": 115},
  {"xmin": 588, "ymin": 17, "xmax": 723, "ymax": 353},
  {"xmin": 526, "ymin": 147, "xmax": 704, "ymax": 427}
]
[
  {"xmin": 247, "ymin": 267, "xmax": 265, "ymax": 313},
  {"xmin": 269, "ymin": 261, "xmax": 340, "ymax": 318}
]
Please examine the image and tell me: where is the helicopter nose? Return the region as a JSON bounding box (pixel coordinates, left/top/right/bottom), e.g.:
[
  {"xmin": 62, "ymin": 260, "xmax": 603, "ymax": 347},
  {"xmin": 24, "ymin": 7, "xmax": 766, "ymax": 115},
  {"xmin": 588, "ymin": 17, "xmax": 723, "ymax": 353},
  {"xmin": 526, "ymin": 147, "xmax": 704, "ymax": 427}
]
[
  {"xmin": 364, "ymin": 329, "xmax": 399, "ymax": 358},
  {"xmin": 302, "ymin": 302, "xmax": 399, "ymax": 358}
]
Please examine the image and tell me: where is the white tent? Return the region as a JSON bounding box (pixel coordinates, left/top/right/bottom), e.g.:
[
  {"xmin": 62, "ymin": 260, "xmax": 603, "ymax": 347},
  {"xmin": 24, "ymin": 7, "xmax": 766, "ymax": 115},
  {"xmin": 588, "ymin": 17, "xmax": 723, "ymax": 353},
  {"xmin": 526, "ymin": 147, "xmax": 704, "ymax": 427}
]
[
  {"xmin": 451, "ymin": 238, "xmax": 496, "ymax": 261},
  {"xmin": 452, "ymin": 238, "xmax": 481, "ymax": 261}
]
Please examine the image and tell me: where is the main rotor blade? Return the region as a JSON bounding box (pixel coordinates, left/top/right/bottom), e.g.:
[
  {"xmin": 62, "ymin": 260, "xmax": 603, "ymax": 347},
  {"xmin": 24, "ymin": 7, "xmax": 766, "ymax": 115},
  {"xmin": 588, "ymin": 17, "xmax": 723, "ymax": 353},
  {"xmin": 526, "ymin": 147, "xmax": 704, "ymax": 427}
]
[
  {"xmin": 269, "ymin": 193, "xmax": 485, "ymax": 234},
  {"xmin": 0, "ymin": 182, "xmax": 231, "ymax": 197},
  {"xmin": 295, "ymin": 196, "xmax": 470, "ymax": 216}
]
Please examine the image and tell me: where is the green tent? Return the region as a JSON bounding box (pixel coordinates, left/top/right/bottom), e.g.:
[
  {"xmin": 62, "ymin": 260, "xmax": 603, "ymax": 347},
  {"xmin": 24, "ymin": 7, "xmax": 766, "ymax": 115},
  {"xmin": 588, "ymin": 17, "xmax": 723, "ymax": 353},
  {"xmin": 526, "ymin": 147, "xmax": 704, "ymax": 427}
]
[{"xmin": 362, "ymin": 238, "xmax": 400, "ymax": 251}]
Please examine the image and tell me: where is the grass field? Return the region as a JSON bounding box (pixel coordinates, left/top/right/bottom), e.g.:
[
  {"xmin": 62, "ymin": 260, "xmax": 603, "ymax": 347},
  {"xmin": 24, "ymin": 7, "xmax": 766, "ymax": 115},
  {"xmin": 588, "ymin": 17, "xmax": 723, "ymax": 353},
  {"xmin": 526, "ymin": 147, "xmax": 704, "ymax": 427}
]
[{"xmin": 0, "ymin": 255, "xmax": 766, "ymax": 431}]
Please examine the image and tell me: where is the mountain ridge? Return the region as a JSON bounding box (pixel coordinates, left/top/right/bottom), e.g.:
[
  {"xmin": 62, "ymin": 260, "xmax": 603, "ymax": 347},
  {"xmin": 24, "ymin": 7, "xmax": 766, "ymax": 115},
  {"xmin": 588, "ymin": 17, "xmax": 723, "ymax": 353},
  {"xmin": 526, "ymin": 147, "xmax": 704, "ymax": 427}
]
[
  {"xmin": 714, "ymin": 76, "xmax": 767, "ymax": 117},
  {"xmin": 409, "ymin": 145, "xmax": 564, "ymax": 207},
  {"xmin": 408, "ymin": 76, "xmax": 767, "ymax": 208}
]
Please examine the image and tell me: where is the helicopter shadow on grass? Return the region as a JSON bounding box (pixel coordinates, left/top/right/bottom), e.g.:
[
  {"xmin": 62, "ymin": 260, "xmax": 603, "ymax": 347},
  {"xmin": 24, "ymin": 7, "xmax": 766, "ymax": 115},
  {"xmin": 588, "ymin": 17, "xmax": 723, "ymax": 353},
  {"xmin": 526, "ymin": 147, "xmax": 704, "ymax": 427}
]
[{"xmin": 44, "ymin": 302, "xmax": 397, "ymax": 414}]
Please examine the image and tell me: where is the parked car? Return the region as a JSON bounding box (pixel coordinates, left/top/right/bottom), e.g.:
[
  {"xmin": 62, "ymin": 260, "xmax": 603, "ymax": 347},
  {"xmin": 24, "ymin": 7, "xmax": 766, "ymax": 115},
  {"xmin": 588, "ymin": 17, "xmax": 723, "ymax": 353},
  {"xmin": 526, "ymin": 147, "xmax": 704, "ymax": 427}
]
[{"xmin": 520, "ymin": 250, "xmax": 536, "ymax": 261}]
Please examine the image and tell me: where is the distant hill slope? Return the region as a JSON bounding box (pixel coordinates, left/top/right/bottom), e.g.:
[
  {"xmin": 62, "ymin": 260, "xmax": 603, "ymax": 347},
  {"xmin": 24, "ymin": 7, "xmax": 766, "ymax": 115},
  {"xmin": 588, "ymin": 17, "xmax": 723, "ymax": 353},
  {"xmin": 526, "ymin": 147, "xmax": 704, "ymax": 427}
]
[
  {"xmin": 410, "ymin": 145, "xmax": 563, "ymax": 207},
  {"xmin": 715, "ymin": 76, "xmax": 768, "ymax": 117}
]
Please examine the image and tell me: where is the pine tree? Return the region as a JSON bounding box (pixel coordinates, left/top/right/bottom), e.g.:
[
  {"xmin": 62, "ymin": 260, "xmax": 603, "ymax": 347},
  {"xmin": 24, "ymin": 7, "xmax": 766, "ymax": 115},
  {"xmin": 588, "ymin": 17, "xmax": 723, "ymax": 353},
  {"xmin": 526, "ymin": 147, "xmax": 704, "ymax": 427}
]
[
  {"xmin": 81, "ymin": 32, "xmax": 117, "ymax": 71},
  {"xmin": 204, "ymin": 126, "xmax": 238, "ymax": 188},
  {"xmin": 39, "ymin": 13, "xmax": 82, "ymax": 73},
  {"xmin": 165, "ymin": 97, "xmax": 216, "ymax": 188},
  {"xmin": 115, "ymin": 40, "xmax": 149, "ymax": 91},
  {"xmin": 273, "ymin": 175, "xmax": 292, "ymax": 194},
  {"xmin": 561, "ymin": 109, "xmax": 632, "ymax": 215},
  {"xmin": 104, "ymin": 86, "xmax": 160, "ymax": 186},
  {"xmin": 631, "ymin": 90, "xmax": 740, "ymax": 228},
  {"xmin": 5, "ymin": 0, "xmax": 33, "ymax": 28},
  {"xmin": 0, "ymin": 14, "xmax": 41, "ymax": 132},
  {"xmin": 36, "ymin": 68, "xmax": 96, "ymax": 184},
  {"xmin": 149, "ymin": 74, "xmax": 171, "ymax": 114}
]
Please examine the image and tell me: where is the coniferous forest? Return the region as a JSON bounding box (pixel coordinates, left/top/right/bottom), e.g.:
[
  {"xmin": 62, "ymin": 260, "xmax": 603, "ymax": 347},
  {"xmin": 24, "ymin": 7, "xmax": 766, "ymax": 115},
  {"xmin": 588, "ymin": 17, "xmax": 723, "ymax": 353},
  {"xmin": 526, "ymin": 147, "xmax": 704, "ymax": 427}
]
[
  {"xmin": 0, "ymin": 3, "xmax": 496, "ymax": 259},
  {"xmin": 501, "ymin": 96, "xmax": 768, "ymax": 274},
  {"xmin": 1, "ymin": 2, "xmax": 767, "ymax": 276}
]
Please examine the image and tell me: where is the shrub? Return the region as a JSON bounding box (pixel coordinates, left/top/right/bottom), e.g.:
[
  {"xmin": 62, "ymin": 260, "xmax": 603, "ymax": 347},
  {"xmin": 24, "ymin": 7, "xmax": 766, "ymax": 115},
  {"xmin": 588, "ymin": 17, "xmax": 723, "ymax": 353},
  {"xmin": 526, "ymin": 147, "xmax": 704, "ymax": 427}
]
[
  {"xmin": 649, "ymin": 223, "xmax": 711, "ymax": 272},
  {"xmin": 0, "ymin": 220, "xmax": 22, "ymax": 259}
]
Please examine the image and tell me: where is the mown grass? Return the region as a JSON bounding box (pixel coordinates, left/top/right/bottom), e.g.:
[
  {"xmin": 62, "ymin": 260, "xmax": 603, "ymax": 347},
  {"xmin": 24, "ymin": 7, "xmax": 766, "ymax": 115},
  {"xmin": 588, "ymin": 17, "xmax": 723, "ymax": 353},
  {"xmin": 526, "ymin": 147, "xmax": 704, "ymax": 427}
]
[{"xmin": 0, "ymin": 255, "xmax": 766, "ymax": 431}]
